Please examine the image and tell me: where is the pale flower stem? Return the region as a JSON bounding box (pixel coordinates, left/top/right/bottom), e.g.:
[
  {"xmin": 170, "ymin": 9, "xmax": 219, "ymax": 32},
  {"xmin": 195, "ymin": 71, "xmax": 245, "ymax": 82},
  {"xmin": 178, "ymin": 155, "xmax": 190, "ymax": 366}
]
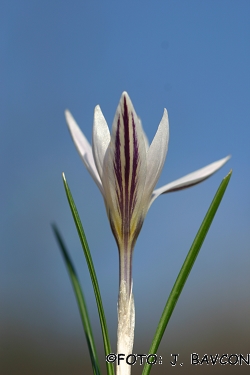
[
  {"xmin": 116, "ymin": 250, "xmax": 135, "ymax": 375},
  {"xmin": 118, "ymin": 248, "xmax": 133, "ymax": 296}
]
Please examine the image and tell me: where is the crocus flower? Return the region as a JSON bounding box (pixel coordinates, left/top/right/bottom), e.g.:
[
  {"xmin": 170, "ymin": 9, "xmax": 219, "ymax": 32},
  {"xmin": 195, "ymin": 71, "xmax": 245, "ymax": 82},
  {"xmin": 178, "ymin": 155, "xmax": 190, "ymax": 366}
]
[{"xmin": 65, "ymin": 92, "xmax": 230, "ymax": 375}]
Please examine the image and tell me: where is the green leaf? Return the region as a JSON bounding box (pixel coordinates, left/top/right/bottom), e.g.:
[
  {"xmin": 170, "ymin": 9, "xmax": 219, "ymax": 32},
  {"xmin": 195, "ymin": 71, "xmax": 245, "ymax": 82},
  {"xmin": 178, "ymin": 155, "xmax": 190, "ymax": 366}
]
[
  {"xmin": 143, "ymin": 170, "xmax": 232, "ymax": 375},
  {"xmin": 62, "ymin": 173, "xmax": 114, "ymax": 375},
  {"xmin": 52, "ymin": 224, "xmax": 101, "ymax": 375}
]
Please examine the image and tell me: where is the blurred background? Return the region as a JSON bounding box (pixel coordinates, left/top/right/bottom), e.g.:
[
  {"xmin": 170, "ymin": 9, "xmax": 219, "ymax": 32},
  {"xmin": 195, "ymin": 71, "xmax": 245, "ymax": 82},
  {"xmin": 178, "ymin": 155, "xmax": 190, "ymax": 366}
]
[{"xmin": 1, "ymin": 1, "xmax": 249, "ymax": 374}]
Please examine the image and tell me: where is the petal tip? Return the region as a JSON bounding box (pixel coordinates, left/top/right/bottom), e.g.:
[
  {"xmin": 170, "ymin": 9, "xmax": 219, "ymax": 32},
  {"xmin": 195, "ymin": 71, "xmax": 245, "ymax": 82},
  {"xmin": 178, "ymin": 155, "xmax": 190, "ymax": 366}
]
[
  {"xmin": 65, "ymin": 109, "xmax": 75, "ymax": 126},
  {"xmin": 94, "ymin": 105, "xmax": 103, "ymax": 120},
  {"xmin": 94, "ymin": 104, "xmax": 101, "ymax": 113},
  {"xmin": 221, "ymin": 154, "xmax": 232, "ymax": 165},
  {"xmin": 162, "ymin": 108, "xmax": 169, "ymax": 123},
  {"xmin": 157, "ymin": 108, "xmax": 169, "ymax": 136},
  {"xmin": 120, "ymin": 91, "xmax": 132, "ymax": 105},
  {"xmin": 65, "ymin": 109, "xmax": 70, "ymax": 119},
  {"xmin": 121, "ymin": 91, "xmax": 129, "ymax": 98}
]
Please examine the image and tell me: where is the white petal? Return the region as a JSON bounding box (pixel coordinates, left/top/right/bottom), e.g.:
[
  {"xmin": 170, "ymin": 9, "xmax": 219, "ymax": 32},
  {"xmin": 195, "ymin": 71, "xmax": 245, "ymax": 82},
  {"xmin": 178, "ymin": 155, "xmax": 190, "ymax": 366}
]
[
  {"xmin": 92, "ymin": 105, "xmax": 110, "ymax": 180},
  {"xmin": 150, "ymin": 155, "xmax": 231, "ymax": 206},
  {"xmin": 65, "ymin": 109, "xmax": 103, "ymax": 194},
  {"xmin": 139, "ymin": 118, "xmax": 149, "ymax": 151},
  {"xmin": 144, "ymin": 109, "xmax": 169, "ymax": 203}
]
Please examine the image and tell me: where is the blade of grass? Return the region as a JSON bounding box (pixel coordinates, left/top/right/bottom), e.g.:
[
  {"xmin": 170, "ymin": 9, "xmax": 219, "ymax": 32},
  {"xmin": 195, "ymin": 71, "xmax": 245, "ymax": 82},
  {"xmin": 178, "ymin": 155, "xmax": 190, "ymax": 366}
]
[
  {"xmin": 143, "ymin": 170, "xmax": 232, "ymax": 375},
  {"xmin": 62, "ymin": 173, "xmax": 114, "ymax": 375},
  {"xmin": 52, "ymin": 223, "xmax": 101, "ymax": 375}
]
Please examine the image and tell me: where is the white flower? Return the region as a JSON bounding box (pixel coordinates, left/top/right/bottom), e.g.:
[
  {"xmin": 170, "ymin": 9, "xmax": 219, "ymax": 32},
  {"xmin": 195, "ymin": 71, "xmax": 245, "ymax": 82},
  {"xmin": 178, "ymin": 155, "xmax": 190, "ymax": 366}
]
[{"xmin": 65, "ymin": 92, "xmax": 230, "ymax": 375}]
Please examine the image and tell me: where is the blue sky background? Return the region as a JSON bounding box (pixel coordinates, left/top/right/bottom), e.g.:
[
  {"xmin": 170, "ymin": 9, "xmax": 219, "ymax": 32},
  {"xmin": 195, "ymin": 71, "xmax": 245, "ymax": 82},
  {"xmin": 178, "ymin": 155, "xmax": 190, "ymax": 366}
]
[{"xmin": 1, "ymin": 1, "xmax": 250, "ymax": 374}]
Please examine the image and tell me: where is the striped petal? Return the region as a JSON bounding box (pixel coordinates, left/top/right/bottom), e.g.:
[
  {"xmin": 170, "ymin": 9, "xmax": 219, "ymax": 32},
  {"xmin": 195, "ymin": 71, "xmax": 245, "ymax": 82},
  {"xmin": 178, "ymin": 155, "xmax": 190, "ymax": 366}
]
[
  {"xmin": 102, "ymin": 92, "xmax": 147, "ymax": 290},
  {"xmin": 150, "ymin": 155, "xmax": 231, "ymax": 206},
  {"xmin": 65, "ymin": 110, "xmax": 103, "ymax": 194}
]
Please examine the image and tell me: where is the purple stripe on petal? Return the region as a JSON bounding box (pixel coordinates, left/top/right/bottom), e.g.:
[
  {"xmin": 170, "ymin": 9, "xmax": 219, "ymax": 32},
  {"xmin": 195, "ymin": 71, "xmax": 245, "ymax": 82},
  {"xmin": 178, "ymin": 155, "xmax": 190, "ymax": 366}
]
[
  {"xmin": 123, "ymin": 96, "xmax": 130, "ymax": 190},
  {"xmin": 105, "ymin": 92, "xmax": 148, "ymax": 295},
  {"xmin": 114, "ymin": 116, "xmax": 124, "ymax": 219},
  {"xmin": 122, "ymin": 97, "xmax": 139, "ymax": 231},
  {"xmin": 118, "ymin": 96, "xmax": 127, "ymax": 254},
  {"xmin": 111, "ymin": 94, "xmax": 144, "ymax": 283},
  {"xmin": 123, "ymin": 96, "xmax": 130, "ymax": 247}
]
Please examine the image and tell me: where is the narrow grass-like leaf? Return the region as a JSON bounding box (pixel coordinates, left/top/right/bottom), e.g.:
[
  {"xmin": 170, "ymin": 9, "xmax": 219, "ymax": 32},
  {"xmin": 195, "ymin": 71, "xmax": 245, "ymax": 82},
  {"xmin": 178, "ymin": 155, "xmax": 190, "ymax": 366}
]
[
  {"xmin": 52, "ymin": 223, "xmax": 101, "ymax": 375},
  {"xmin": 143, "ymin": 170, "xmax": 232, "ymax": 375},
  {"xmin": 62, "ymin": 173, "xmax": 114, "ymax": 375}
]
